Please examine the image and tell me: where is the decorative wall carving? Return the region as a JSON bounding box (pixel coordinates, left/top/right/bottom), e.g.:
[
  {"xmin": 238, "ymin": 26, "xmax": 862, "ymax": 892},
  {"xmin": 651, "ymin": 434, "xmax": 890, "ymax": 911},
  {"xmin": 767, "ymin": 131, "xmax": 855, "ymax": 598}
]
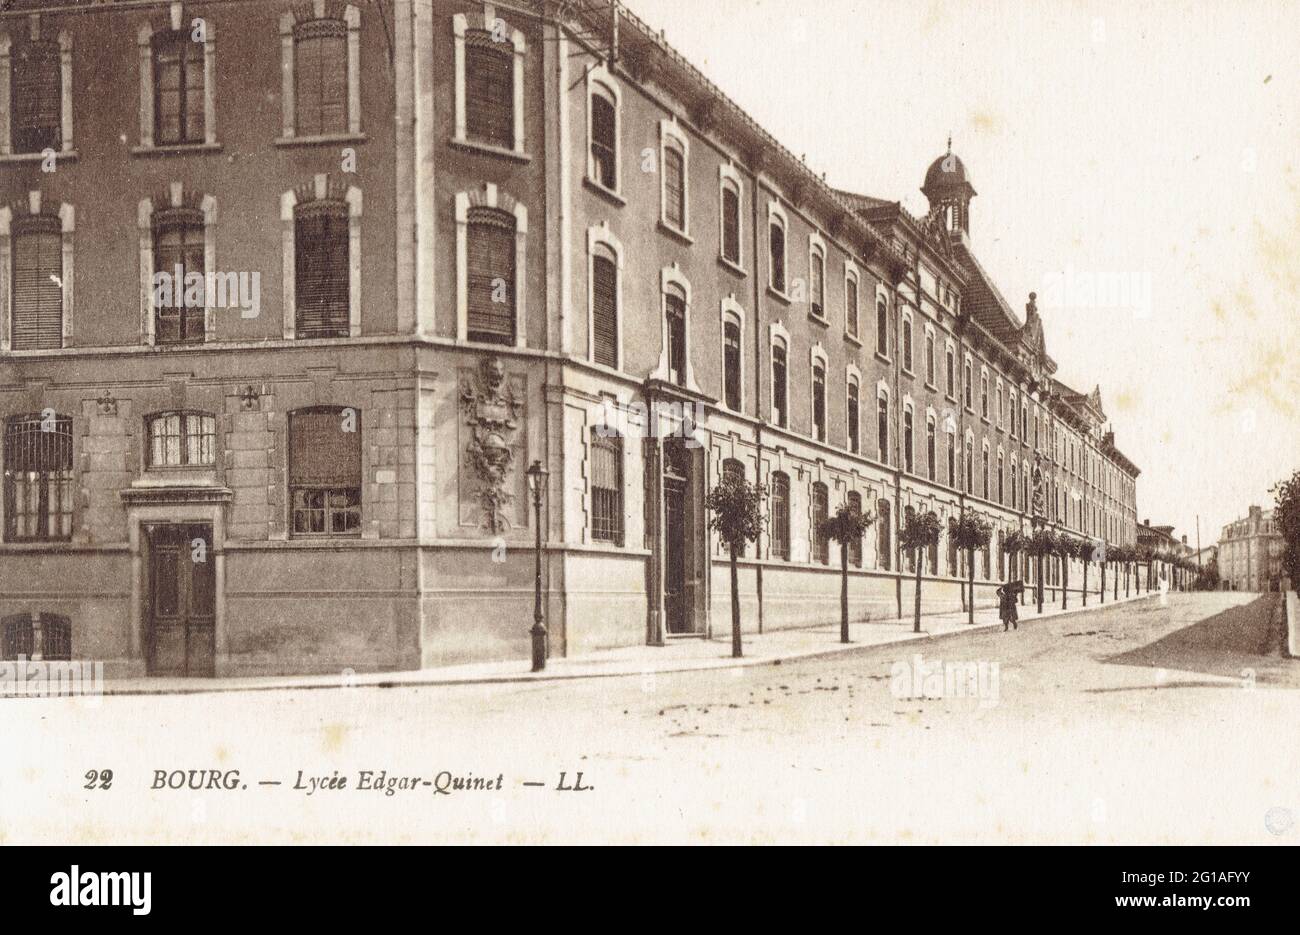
[{"xmin": 459, "ymin": 356, "xmax": 525, "ymax": 533}]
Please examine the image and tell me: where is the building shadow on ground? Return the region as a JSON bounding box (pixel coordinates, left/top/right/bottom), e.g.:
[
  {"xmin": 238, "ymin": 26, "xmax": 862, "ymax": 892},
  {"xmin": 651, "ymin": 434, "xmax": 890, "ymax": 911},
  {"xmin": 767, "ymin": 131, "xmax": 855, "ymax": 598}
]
[{"xmin": 1101, "ymin": 594, "xmax": 1298, "ymax": 687}]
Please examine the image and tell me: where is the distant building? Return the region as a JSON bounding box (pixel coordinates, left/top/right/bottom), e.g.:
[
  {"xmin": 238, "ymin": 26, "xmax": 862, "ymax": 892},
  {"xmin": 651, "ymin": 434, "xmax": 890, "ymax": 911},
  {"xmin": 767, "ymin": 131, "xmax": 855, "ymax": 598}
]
[
  {"xmin": 1136, "ymin": 518, "xmax": 1195, "ymax": 587},
  {"xmin": 1218, "ymin": 507, "xmax": 1288, "ymax": 592}
]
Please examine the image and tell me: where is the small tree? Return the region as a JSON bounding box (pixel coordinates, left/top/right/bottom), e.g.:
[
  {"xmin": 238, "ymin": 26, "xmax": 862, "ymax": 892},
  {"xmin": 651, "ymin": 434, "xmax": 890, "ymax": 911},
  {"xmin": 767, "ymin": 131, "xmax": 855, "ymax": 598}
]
[
  {"xmin": 1056, "ymin": 535, "xmax": 1080, "ymax": 610},
  {"xmin": 1003, "ymin": 530, "xmax": 1027, "ymax": 607},
  {"xmin": 1098, "ymin": 540, "xmax": 1109, "ymax": 604},
  {"xmin": 1272, "ymin": 469, "xmax": 1300, "ymax": 589},
  {"xmin": 1025, "ymin": 527, "xmax": 1057, "ymax": 615},
  {"xmin": 705, "ymin": 474, "xmax": 764, "ymax": 658},
  {"xmin": 951, "ymin": 511, "xmax": 993, "ymax": 625},
  {"xmin": 1078, "ymin": 539, "xmax": 1100, "ymax": 607},
  {"xmin": 900, "ymin": 509, "xmax": 942, "ymax": 633},
  {"xmin": 1112, "ymin": 544, "xmax": 1126, "ymax": 600},
  {"xmin": 823, "ymin": 503, "xmax": 875, "ymax": 644}
]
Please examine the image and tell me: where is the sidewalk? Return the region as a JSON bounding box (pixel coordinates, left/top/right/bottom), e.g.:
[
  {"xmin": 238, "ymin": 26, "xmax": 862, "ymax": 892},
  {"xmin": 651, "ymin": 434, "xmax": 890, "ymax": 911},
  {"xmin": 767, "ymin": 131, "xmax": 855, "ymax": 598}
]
[{"xmin": 92, "ymin": 590, "xmax": 1161, "ymax": 697}]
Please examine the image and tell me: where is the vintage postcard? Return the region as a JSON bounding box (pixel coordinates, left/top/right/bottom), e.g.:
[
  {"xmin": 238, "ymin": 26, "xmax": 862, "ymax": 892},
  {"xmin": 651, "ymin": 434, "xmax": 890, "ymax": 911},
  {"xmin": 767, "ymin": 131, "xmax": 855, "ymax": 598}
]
[{"xmin": 0, "ymin": 0, "xmax": 1297, "ymax": 859}]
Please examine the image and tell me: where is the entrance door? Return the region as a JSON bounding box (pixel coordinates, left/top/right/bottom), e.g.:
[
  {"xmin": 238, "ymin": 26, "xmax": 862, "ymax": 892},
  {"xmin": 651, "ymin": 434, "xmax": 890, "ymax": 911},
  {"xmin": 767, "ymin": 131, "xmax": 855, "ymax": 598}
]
[
  {"xmin": 663, "ymin": 475, "xmax": 688, "ymax": 634},
  {"xmin": 146, "ymin": 524, "xmax": 215, "ymax": 677}
]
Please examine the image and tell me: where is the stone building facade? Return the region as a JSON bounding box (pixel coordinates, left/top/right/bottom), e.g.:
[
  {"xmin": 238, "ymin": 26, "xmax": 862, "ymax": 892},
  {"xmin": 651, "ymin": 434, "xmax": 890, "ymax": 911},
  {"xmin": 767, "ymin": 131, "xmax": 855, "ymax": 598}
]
[
  {"xmin": 0, "ymin": 0, "xmax": 1140, "ymax": 677},
  {"xmin": 1218, "ymin": 506, "xmax": 1288, "ymax": 592}
]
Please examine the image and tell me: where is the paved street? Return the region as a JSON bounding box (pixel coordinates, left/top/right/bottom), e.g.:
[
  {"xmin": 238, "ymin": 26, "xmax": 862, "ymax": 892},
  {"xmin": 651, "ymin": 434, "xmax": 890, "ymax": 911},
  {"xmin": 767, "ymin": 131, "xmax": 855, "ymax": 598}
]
[{"xmin": 3, "ymin": 592, "xmax": 1296, "ymax": 844}]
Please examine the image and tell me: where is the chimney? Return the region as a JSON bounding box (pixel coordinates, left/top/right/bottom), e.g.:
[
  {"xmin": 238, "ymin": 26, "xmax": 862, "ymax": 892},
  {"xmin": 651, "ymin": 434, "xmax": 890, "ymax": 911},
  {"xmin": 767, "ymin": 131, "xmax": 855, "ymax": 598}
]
[{"xmin": 1144, "ymin": 518, "xmax": 1151, "ymax": 526}]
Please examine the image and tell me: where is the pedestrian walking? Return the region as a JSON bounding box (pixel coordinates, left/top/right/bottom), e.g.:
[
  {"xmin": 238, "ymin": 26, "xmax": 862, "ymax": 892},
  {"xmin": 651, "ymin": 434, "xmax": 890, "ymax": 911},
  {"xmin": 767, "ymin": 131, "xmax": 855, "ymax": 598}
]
[{"xmin": 997, "ymin": 580, "xmax": 1022, "ymax": 631}]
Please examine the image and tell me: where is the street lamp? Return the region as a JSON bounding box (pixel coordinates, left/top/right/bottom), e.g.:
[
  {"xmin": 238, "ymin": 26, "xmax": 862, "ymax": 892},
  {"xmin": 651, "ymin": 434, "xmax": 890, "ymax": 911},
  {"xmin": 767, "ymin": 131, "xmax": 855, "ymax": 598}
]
[{"xmin": 525, "ymin": 459, "xmax": 549, "ymax": 672}]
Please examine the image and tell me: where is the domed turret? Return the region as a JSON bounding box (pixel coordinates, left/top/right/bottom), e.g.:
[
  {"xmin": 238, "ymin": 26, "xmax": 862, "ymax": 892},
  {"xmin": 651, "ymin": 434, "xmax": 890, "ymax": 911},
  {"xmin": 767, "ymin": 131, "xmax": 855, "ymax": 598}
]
[{"xmin": 922, "ymin": 136, "xmax": 976, "ymax": 238}]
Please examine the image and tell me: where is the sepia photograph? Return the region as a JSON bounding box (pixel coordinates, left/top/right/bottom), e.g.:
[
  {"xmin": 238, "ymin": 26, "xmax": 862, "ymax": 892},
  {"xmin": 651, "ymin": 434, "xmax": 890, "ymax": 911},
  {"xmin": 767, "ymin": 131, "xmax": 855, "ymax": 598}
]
[{"xmin": 0, "ymin": 0, "xmax": 1298, "ymax": 873}]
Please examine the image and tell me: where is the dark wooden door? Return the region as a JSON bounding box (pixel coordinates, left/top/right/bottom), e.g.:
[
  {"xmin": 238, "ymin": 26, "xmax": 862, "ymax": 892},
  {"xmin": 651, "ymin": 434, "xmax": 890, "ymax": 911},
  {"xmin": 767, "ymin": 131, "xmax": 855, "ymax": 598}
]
[
  {"xmin": 146, "ymin": 524, "xmax": 215, "ymax": 677},
  {"xmin": 663, "ymin": 477, "xmax": 688, "ymax": 634}
]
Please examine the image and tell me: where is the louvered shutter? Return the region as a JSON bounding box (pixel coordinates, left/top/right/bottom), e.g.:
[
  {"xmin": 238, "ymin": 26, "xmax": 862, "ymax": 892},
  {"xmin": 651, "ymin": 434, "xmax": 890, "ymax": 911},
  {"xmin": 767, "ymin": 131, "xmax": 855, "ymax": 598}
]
[
  {"xmin": 12, "ymin": 40, "xmax": 61, "ymax": 153},
  {"xmin": 591, "ymin": 254, "xmax": 617, "ymax": 368},
  {"xmin": 295, "ymin": 20, "xmax": 347, "ymax": 137},
  {"xmin": 11, "ymin": 221, "xmax": 63, "ymax": 350},
  {"xmin": 294, "ymin": 203, "xmax": 350, "ymax": 338},
  {"xmin": 289, "ymin": 409, "xmax": 361, "ymax": 488},
  {"xmin": 465, "ymin": 32, "xmax": 513, "ymax": 148},
  {"xmin": 466, "ymin": 209, "xmax": 516, "ymax": 344}
]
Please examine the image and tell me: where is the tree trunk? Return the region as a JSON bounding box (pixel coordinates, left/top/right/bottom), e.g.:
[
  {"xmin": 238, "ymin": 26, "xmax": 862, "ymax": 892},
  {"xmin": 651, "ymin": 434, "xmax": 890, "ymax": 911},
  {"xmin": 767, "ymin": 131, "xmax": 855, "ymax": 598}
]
[
  {"xmin": 1082, "ymin": 562, "xmax": 1088, "ymax": 607},
  {"xmin": 840, "ymin": 541, "xmax": 850, "ymax": 644},
  {"xmin": 730, "ymin": 545, "xmax": 742, "ymax": 658},
  {"xmin": 967, "ymin": 548, "xmax": 976, "ymax": 625},
  {"xmin": 1125, "ymin": 562, "xmax": 1130, "ymax": 597},
  {"xmin": 1036, "ymin": 552, "xmax": 1044, "ymax": 614},
  {"xmin": 1062, "ymin": 554, "xmax": 1070, "ymax": 610},
  {"xmin": 1019, "ymin": 551, "xmax": 1025, "ymax": 605},
  {"xmin": 913, "ymin": 546, "xmax": 923, "ymax": 633},
  {"xmin": 1114, "ymin": 561, "xmax": 1119, "ymax": 601}
]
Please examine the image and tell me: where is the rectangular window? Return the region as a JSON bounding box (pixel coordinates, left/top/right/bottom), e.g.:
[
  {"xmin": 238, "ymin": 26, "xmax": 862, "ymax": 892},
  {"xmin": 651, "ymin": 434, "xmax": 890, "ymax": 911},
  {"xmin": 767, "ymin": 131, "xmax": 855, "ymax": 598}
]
[
  {"xmin": 295, "ymin": 19, "xmax": 348, "ymax": 138},
  {"xmin": 723, "ymin": 319, "xmax": 741, "ymax": 411},
  {"xmin": 148, "ymin": 412, "xmax": 216, "ymax": 467},
  {"xmin": 666, "ymin": 290, "xmax": 686, "ymax": 387},
  {"xmin": 590, "ymin": 432, "xmax": 623, "ymax": 545},
  {"xmin": 812, "ymin": 482, "xmax": 829, "ymax": 565},
  {"xmin": 590, "ymin": 91, "xmax": 617, "ymax": 189},
  {"xmin": 847, "ymin": 491, "xmax": 863, "ymax": 568},
  {"xmin": 810, "ymin": 254, "xmax": 824, "ymax": 318},
  {"xmin": 812, "ymin": 364, "xmax": 826, "ymax": 442},
  {"xmin": 464, "ymin": 31, "xmax": 513, "ymax": 148},
  {"xmin": 846, "ymin": 277, "xmax": 859, "ymax": 337},
  {"xmin": 770, "ymin": 471, "xmax": 790, "ymax": 560},
  {"xmin": 721, "ymin": 186, "xmax": 740, "ymax": 263},
  {"xmin": 664, "ymin": 146, "xmax": 685, "ymax": 230},
  {"xmin": 11, "ymin": 40, "xmax": 62, "ymax": 154},
  {"xmin": 295, "ymin": 203, "xmax": 350, "ymax": 339},
  {"xmin": 847, "ymin": 382, "xmax": 860, "ymax": 454},
  {"xmin": 769, "ymin": 222, "xmax": 786, "ymax": 293},
  {"xmin": 289, "ymin": 408, "xmax": 361, "ymax": 536},
  {"xmin": 591, "ymin": 252, "xmax": 618, "ymax": 368},
  {"xmin": 11, "ymin": 218, "xmax": 63, "ymax": 350},
  {"xmin": 3, "ymin": 415, "xmax": 73, "ymax": 542},
  {"xmin": 772, "ymin": 342, "xmax": 788, "ymax": 428},
  {"xmin": 154, "ymin": 212, "xmax": 206, "ymax": 344},
  {"xmin": 877, "ymin": 396, "xmax": 888, "ymax": 463},
  {"xmin": 466, "ymin": 208, "xmax": 516, "ymax": 345},
  {"xmin": 876, "ymin": 498, "xmax": 891, "ymax": 571},
  {"xmin": 903, "ymin": 408, "xmax": 914, "ymax": 473},
  {"xmin": 153, "ymin": 30, "xmax": 205, "ymax": 146}
]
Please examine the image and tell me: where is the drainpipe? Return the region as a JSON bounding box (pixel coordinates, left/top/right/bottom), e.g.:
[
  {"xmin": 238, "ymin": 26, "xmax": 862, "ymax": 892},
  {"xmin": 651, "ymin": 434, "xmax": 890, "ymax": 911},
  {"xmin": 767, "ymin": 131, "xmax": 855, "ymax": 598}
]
[
  {"xmin": 750, "ymin": 153, "xmax": 765, "ymax": 635},
  {"xmin": 891, "ymin": 263, "xmax": 903, "ymax": 621}
]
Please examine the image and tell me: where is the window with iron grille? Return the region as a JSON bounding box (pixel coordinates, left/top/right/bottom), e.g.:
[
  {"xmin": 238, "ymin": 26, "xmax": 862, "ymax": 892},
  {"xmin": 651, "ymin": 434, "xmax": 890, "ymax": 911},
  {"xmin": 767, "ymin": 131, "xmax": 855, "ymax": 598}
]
[
  {"xmin": 665, "ymin": 286, "xmax": 686, "ymax": 386},
  {"xmin": 3, "ymin": 414, "xmax": 73, "ymax": 542},
  {"xmin": 465, "ymin": 30, "xmax": 513, "ymax": 149},
  {"xmin": 147, "ymin": 412, "xmax": 216, "ymax": 467},
  {"xmin": 1, "ymin": 612, "xmax": 72, "ymax": 661},
  {"xmin": 591, "ymin": 248, "xmax": 618, "ymax": 368},
  {"xmin": 770, "ymin": 471, "xmax": 790, "ymax": 560},
  {"xmin": 847, "ymin": 491, "xmax": 863, "ymax": 567},
  {"xmin": 153, "ymin": 30, "xmax": 204, "ymax": 146},
  {"xmin": 812, "ymin": 482, "xmax": 829, "ymax": 565},
  {"xmin": 154, "ymin": 208, "xmax": 205, "ymax": 344},
  {"xmin": 663, "ymin": 144, "xmax": 685, "ymax": 230},
  {"xmin": 723, "ymin": 318, "xmax": 741, "ymax": 411},
  {"xmin": 771, "ymin": 340, "xmax": 787, "ymax": 427},
  {"xmin": 721, "ymin": 184, "xmax": 740, "ymax": 263},
  {"xmin": 11, "ymin": 39, "xmax": 61, "ymax": 153},
  {"xmin": 10, "ymin": 215, "xmax": 63, "ymax": 350},
  {"xmin": 846, "ymin": 380, "xmax": 859, "ymax": 453},
  {"xmin": 590, "ymin": 89, "xmax": 617, "ymax": 189},
  {"xmin": 467, "ymin": 207, "xmax": 516, "ymax": 345},
  {"xmin": 590, "ymin": 429, "xmax": 622, "ymax": 545},
  {"xmin": 811, "ymin": 362, "xmax": 826, "ymax": 442},
  {"xmin": 295, "ymin": 19, "xmax": 348, "ymax": 137},
  {"xmin": 294, "ymin": 200, "xmax": 350, "ymax": 338},
  {"xmin": 289, "ymin": 407, "xmax": 361, "ymax": 536},
  {"xmin": 876, "ymin": 498, "xmax": 891, "ymax": 571},
  {"xmin": 769, "ymin": 221, "xmax": 785, "ymax": 292}
]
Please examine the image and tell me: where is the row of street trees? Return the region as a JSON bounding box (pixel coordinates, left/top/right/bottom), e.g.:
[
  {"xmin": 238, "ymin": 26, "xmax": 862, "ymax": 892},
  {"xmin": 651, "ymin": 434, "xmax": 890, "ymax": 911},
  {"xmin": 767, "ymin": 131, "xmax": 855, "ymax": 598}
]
[{"xmin": 705, "ymin": 472, "xmax": 1202, "ymax": 658}]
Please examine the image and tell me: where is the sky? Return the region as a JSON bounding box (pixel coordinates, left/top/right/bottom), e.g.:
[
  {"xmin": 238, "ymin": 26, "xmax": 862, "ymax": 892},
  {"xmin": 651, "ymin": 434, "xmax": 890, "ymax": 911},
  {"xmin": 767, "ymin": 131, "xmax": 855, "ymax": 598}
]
[{"xmin": 623, "ymin": 0, "xmax": 1300, "ymax": 547}]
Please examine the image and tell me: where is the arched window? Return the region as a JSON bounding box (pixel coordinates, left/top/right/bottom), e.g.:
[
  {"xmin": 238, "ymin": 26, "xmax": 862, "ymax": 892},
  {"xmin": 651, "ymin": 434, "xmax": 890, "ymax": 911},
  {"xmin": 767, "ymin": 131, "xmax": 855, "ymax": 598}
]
[
  {"xmin": 10, "ymin": 215, "xmax": 64, "ymax": 350},
  {"xmin": 809, "ymin": 247, "xmax": 825, "ymax": 318},
  {"xmin": 925, "ymin": 332, "xmax": 936, "ymax": 385},
  {"xmin": 1011, "ymin": 460, "xmax": 1019, "ymax": 509},
  {"xmin": 997, "ymin": 453, "xmax": 1005, "ymax": 504},
  {"xmin": 811, "ymin": 360, "xmax": 826, "ymax": 442},
  {"xmin": 847, "ymin": 491, "xmax": 863, "ymax": 568},
  {"xmin": 147, "ymin": 411, "xmax": 216, "ymax": 467},
  {"xmin": 591, "ymin": 244, "xmax": 618, "ymax": 368},
  {"xmin": 903, "ymin": 405, "xmax": 915, "ymax": 474},
  {"xmin": 845, "ymin": 271, "xmax": 859, "ymax": 338},
  {"xmin": 963, "ymin": 360, "xmax": 973, "ymax": 410},
  {"xmin": 466, "ymin": 206, "xmax": 516, "ymax": 345},
  {"xmin": 876, "ymin": 498, "xmax": 892, "ymax": 571},
  {"xmin": 464, "ymin": 28, "xmax": 513, "ymax": 149},
  {"xmin": 589, "ymin": 85, "xmax": 618, "ymax": 190},
  {"xmin": 902, "ymin": 316, "xmax": 913, "ymax": 372},
  {"xmin": 665, "ymin": 283, "xmax": 687, "ymax": 387},
  {"xmin": 981, "ymin": 371, "xmax": 989, "ymax": 418},
  {"xmin": 846, "ymin": 377, "xmax": 860, "ymax": 454},
  {"xmin": 946, "ymin": 428, "xmax": 956, "ymax": 487},
  {"xmin": 769, "ymin": 217, "xmax": 786, "ymax": 293},
  {"xmin": 875, "ymin": 297, "xmax": 888, "ymax": 357},
  {"xmin": 152, "ymin": 29, "xmax": 205, "ymax": 146},
  {"xmin": 663, "ymin": 140, "xmax": 686, "ymax": 231},
  {"xmin": 289, "ymin": 407, "xmax": 361, "ymax": 537},
  {"xmin": 723, "ymin": 314, "xmax": 742, "ymax": 411},
  {"xmin": 720, "ymin": 181, "xmax": 741, "ymax": 264},
  {"xmin": 812, "ymin": 481, "xmax": 829, "ymax": 565},
  {"xmin": 876, "ymin": 393, "xmax": 889, "ymax": 464},
  {"xmin": 926, "ymin": 415, "xmax": 937, "ymax": 481},
  {"xmin": 294, "ymin": 18, "xmax": 348, "ymax": 138},
  {"xmin": 770, "ymin": 471, "xmax": 790, "ymax": 560},
  {"xmin": 981, "ymin": 446, "xmax": 990, "ymax": 499},
  {"xmin": 11, "ymin": 39, "xmax": 62, "ymax": 154},
  {"xmin": 946, "ymin": 346, "xmax": 955, "ymax": 397},
  {"xmin": 153, "ymin": 207, "xmax": 206, "ymax": 344},
  {"xmin": 771, "ymin": 336, "xmax": 788, "ymax": 428},
  {"xmin": 590, "ymin": 429, "xmax": 623, "ymax": 545},
  {"xmin": 294, "ymin": 199, "xmax": 350, "ymax": 338},
  {"xmin": 3, "ymin": 413, "xmax": 73, "ymax": 542}
]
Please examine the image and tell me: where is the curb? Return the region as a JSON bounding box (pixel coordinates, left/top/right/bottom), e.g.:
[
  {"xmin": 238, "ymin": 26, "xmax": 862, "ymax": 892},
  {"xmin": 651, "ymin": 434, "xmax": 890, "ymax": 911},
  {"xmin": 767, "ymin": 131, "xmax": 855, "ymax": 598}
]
[
  {"xmin": 1286, "ymin": 590, "xmax": 1298, "ymax": 659},
  {"xmin": 77, "ymin": 592, "xmax": 1164, "ymax": 698}
]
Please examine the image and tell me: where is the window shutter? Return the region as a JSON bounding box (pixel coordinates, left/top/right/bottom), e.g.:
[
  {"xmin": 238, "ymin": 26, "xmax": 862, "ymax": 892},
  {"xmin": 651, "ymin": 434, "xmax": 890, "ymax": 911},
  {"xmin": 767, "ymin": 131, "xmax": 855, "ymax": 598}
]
[
  {"xmin": 467, "ymin": 209, "xmax": 516, "ymax": 344},
  {"xmin": 11, "ymin": 220, "xmax": 63, "ymax": 350},
  {"xmin": 465, "ymin": 32, "xmax": 513, "ymax": 148},
  {"xmin": 294, "ymin": 203, "xmax": 350, "ymax": 338},
  {"xmin": 289, "ymin": 409, "xmax": 361, "ymax": 487},
  {"xmin": 591, "ymin": 254, "xmax": 617, "ymax": 368},
  {"xmin": 12, "ymin": 40, "xmax": 61, "ymax": 153},
  {"xmin": 295, "ymin": 21, "xmax": 347, "ymax": 137}
]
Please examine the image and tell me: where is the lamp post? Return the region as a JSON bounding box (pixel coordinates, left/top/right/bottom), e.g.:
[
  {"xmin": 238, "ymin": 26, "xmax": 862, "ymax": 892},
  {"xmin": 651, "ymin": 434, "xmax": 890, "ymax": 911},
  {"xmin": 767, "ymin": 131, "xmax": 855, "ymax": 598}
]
[{"xmin": 526, "ymin": 459, "xmax": 549, "ymax": 672}]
